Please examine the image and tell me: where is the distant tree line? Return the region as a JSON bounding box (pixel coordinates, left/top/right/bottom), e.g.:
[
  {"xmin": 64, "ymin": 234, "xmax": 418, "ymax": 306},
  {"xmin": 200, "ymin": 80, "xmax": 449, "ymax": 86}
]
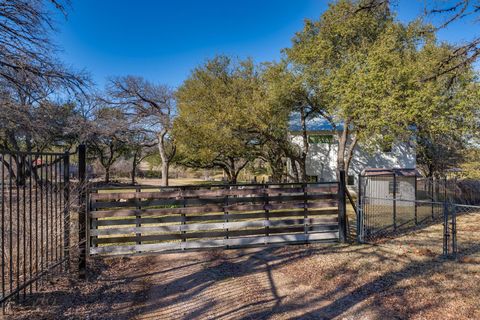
[{"xmin": 1, "ymin": 0, "xmax": 479, "ymax": 186}]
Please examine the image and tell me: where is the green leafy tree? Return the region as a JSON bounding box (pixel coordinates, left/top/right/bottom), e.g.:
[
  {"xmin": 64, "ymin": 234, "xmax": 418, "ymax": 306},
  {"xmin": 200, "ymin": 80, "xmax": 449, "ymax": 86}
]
[
  {"xmin": 174, "ymin": 56, "xmax": 264, "ymax": 184},
  {"xmin": 285, "ymin": 0, "xmax": 478, "ymax": 180},
  {"xmin": 414, "ymin": 44, "xmax": 479, "ymax": 177},
  {"xmin": 260, "ymin": 62, "xmax": 314, "ymax": 182},
  {"xmin": 461, "ymin": 146, "xmax": 480, "ymax": 179},
  {"xmin": 286, "ymin": 0, "xmax": 405, "ymax": 178}
]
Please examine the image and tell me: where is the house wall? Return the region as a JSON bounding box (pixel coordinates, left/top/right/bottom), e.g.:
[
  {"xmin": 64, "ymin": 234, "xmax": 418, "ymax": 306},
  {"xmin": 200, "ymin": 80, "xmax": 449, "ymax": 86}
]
[{"xmin": 289, "ymin": 134, "xmax": 416, "ymax": 185}]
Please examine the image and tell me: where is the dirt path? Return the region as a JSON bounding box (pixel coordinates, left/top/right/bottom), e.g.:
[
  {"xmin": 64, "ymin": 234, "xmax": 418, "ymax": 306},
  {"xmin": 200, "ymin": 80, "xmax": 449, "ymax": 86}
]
[{"xmin": 7, "ymin": 213, "xmax": 480, "ymax": 320}]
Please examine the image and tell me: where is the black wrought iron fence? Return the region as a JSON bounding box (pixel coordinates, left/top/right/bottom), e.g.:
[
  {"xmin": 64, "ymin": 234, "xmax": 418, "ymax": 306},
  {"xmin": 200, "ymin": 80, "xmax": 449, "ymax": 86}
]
[{"xmin": 0, "ymin": 148, "xmax": 87, "ymax": 308}]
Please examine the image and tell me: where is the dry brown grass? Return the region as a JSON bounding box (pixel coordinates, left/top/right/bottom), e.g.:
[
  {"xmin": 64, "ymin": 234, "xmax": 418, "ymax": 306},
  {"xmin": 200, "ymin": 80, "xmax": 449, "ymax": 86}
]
[{"xmin": 5, "ymin": 212, "xmax": 480, "ymax": 320}]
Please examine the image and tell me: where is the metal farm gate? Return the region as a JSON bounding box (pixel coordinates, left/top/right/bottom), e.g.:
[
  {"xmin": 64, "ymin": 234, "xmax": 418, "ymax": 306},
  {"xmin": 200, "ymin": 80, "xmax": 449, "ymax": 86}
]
[
  {"xmin": 0, "ymin": 150, "xmax": 71, "ymax": 306},
  {"xmin": 86, "ymin": 180, "xmax": 347, "ymax": 256}
]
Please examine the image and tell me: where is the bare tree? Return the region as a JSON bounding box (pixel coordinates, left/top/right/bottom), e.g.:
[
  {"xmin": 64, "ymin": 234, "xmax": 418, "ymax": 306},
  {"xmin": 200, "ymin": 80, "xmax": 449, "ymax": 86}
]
[
  {"xmin": 124, "ymin": 130, "xmax": 156, "ymax": 185},
  {"xmin": 0, "ymin": 0, "xmax": 90, "ymax": 184},
  {"xmin": 0, "ymin": 0, "xmax": 88, "ymax": 95},
  {"xmin": 87, "ymin": 106, "xmax": 130, "ymax": 183},
  {"xmin": 106, "ymin": 76, "xmax": 176, "ymax": 186}
]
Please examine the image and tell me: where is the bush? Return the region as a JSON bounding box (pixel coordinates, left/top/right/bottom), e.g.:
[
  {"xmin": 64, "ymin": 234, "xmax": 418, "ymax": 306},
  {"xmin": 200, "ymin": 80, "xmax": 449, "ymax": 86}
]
[{"xmin": 141, "ymin": 170, "xmax": 162, "ymax": 179}]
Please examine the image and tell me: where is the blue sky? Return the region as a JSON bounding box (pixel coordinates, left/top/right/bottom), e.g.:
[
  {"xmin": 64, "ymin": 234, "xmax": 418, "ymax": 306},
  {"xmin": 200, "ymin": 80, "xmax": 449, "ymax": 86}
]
[{"xmin": 54, "ymin": 0, "xmax": 479, "ymax": 89}]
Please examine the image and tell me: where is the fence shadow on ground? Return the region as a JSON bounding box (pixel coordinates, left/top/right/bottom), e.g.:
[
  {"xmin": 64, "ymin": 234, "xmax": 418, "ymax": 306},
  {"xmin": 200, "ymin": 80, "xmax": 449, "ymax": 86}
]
[{"xmin": 10, "ymin": 232, "xmax": 480, "ymax": 320}]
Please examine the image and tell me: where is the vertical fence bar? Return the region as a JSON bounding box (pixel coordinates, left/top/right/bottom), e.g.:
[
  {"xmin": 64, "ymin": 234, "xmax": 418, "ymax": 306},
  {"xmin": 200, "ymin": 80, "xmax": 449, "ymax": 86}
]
[
  {"xmin": 39, "ymin": 155, "xmax": 44, "ymax": 284},
  {"xmin": 364, "ymin": 176, "xmax": 368, "ymax": 240},
  {"xmin": 8, "ymin": 154, "xmax": 13, "ymax": 296},
  {"xmin": 135, "ymin": 186, "xmax": 141, "ymax": 246},
  {"xmin": 392, "ymin": 173, "xmax": 397, "ymax": 231},
  {"xmin": 45, "ymin": 154, "xmax": 49, "ymax": 275},
  {"xmin": 63, "ymin": 153, "xmax": 70, "ymax": 269},
  {"xmin": 414, "ymin": 176, "xmax": 418, "ymax": 225},
  {"xmin": 356, "ymin": 173, "xmax": 362, "ymax": 243},
  {"xmin": 443, "ymin": 202, "xmax": 449, "ymax": 257},
  {"xmin": 223, "ymin": 186, "xmax": 229, "ymax": 248},
  {"xmin": 338, "ymin": 170, "xmax": 347, "ymax": 243},
  {"xmin": 431, "ymin": 178, "xmax": 435, "ymax": 220},
  {"xmin": 58, "ymin": 157, "xmax": 62, "ymax": 268},
  {"xmin": 28, "ymin": 155, "xmax": 32, "ymax": 293},
  {"xmin": 22, "ymin": 155, "xmax": 26, "ymax": 299},
  {"xmin": 264, "ymin": 184, "xmax": 269, "ymax": 244},
  {"xmin": 55, "ymin": 156, "xmax": 59, "ymax": 265},
  {"xmin": 34, "ymin": 155, "xmax": 39, "ymax": 290},
  {"xmin": 303, "ymin": 182, "xmax": 308, "ymax": 243},
  {"xmin": 451, "ymin": 205, "xmax": 457, "ymax": 258},
  {"xmin": 78, "ymin": 145, "xmax": 87, "ymax": 279},
  {"xmin": 181, "ymin": 186, "xmax": 187, "ymax": 249},
  {"xmin": 50, "ymin": 155, "xmax": 54, "ymax": 266},
  {"xmin": 15, "ymin": 156, "xmax": 20, "ymax": 300},
  {"xmin": 1, "ymin": 153, "xmax": 5, "ymax": 304}
]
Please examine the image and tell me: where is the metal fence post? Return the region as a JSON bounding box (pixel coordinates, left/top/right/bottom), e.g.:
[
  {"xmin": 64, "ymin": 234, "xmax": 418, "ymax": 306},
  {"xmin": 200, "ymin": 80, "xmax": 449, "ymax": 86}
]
[
  {"xmin": 356, "ymin": 173, "xmax": 363, "ymax": 243},
  {"xmin": 451, "ymin": 205, "xmax": 457, "ymax": 259},
  {"xmin": 431, "ymin": 178, "xmax": 435, "ymax": 220},
  {"xmin": 338, "ymin": 170, "xmax": 347, "ymax": 243},
  {"xmin": 181, "ymin": 186, "xmax": 187, "ymax": 249},
  {"xmin": 393, "ymin": 173, "xmax": 397, "ymax": 231},
  {"xmin": 78, "ymin": 144, "xmax": 87, "ymax": 279},
  {"xmin": 443, "ymin": 202, "xmax": 449, "ymax": 257},
  {"xmin": 414, "ymin": 176, "xmax": 418, "ymax": 225},
  {"xmin": 135, "ymin": 186, "xmax": 141, "ymax": 247},
  {"xmin": 223, "ymin": 185, "xmax": 229, "ymax": 248},
  {"xmin": 303, "ymin": 182, "xmax": 308, "ymax": 244},
  {"xmin": 264, "ymin": 184, "xmax": 270, "ymax": 244},
  {"xmin": 443, "ymin": 176, "xmax": 447, "ymax": 202},
  {"xmin": 63, "ymin": 152, "xmax": 70, "ymax": 270}
]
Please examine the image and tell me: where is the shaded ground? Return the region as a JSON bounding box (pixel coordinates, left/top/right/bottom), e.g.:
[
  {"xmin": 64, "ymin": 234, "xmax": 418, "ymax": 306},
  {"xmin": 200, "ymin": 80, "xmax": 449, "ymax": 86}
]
[{"xmin": 5, "ymin": 213, "xmax": 480, "ymax": 320}]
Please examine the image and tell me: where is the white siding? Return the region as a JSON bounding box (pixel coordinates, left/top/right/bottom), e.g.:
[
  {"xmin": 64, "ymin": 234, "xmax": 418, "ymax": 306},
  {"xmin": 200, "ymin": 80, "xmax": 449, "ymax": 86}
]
[{"xmin": 290, "ymin": 134, "xmax": 416, "ymax": 184}]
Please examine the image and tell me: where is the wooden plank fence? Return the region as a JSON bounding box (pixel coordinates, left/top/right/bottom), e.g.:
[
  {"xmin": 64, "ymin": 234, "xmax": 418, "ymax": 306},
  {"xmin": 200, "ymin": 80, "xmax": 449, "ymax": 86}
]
[{"xmin": 87, "ymin": 182, "xmax": 341, "ymax": 255}]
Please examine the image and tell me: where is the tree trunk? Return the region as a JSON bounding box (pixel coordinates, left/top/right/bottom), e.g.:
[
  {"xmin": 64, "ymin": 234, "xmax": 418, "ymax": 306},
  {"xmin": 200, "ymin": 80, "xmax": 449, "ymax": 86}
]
[
  {"xmin": 158, "ymin": 130, "xmax": 170, "ymax": 187},
  {"xmin": 344, "ymin": 134, "xmax": 358, "ymax": 181},
  {"xmin": 161, "ymin": 161, "xmax": 169, "ymax": 187},
  {"xmin": 290, "ymin": 157, "xmax": 300, "ymax": 183},
  {"xmin": 231, "ymin": 158, "xmax": 237, "ymax": 184},
  {"xmin": 300, "ymin": 107, "xmax": 309, "ymax": 183},
  {"xmin": 336, "ymin": 122, "xmax": 350, "ymax": 181},
  {"xmin": 105, "ymin": 166, "xmax": 111, "ymax": 183},
  {"xmin": 222, "ymin": 168, "xmax": 232, "ymax": 183},
  {"xmin": 269, "ymin": 158, "xmax": 284, "ymax": 183},
  {"xmin": 131, "ymin": 152, "xmax": 138, "ymax": 185},
  {"xmin": 220, "ymin": 158, "xmax": 249, "ymax": 184},
  {"xmin": 230, "ymin": 173, "xmax": 238, "ymax": 184},
  {"xmin": 298, "ymin": 158, "xmax": 307, "ymax": 182}
]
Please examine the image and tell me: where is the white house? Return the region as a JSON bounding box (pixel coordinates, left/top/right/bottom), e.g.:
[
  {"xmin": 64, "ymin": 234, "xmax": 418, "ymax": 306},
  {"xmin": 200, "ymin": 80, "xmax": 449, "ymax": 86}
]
[{"xmin": 288, "ymin": 116, "xmax": 417, "ymax": 187}]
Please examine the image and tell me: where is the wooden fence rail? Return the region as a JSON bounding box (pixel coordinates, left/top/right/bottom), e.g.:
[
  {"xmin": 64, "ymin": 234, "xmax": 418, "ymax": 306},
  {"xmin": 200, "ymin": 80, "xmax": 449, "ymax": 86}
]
[{"xmin": 87, "ymin": 182, "xmax": 341, "ymax": 255}]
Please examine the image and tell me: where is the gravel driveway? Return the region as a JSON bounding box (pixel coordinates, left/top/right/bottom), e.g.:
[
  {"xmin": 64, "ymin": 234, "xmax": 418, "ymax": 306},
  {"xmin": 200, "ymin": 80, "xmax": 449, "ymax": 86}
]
[{"xmin": 8, "ymin": 213, "xmax": 480, "ymax": 320}]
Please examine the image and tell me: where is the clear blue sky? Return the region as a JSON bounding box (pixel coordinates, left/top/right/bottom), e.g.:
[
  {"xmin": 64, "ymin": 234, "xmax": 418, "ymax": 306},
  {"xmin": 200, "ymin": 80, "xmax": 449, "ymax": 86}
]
[{"xmin": 54, "ymin": 0, "xmax": 479, "ymax": 89}]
